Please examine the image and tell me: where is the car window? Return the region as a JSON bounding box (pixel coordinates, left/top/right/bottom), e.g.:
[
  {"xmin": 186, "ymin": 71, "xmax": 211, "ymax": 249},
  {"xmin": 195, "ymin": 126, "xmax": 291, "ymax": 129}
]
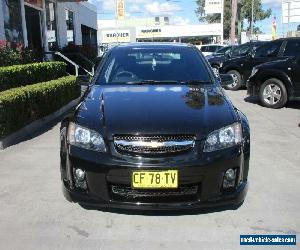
[
  {"xmin": 284, "ymin": 40, "xmax": 300, "ymax": 56},
  {"xmin": 97, "ymin": 47, "xmax": 211, "ymax": 84},
  {"xmin": 208, "ymin": 46, "xmax": 222, "ymax": 52},
  {"xmin": 252, "ymin": 43, "xmax": 264, "ymax": 51},
  {"xmin": 255, "ymin": 41, "xmax": 282, "ymax": 58},
  {"xmin": 201, "ymin": 46, "xmax": 208, "ymax": 52}
]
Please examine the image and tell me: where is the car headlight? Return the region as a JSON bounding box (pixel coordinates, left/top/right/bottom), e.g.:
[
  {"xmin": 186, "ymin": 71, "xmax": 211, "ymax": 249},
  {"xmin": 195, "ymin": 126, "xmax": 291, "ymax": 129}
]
[
  {"xmin": 203, "ymin": 123, "xmax": 242, "ymax": 152},
  {"xmin": 250, "ymin": 68, "xmax": 258, "ymax": 77},
  {"xmin": 67, "ymin": 122, "xmax": 106, "ymax": 152}
]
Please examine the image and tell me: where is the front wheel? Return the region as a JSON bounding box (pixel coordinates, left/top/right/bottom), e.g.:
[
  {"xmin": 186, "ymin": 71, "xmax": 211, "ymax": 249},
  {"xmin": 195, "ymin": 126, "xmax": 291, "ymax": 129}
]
[
  {"xmin": 226, "ymin": 70, "xmax": 242, "ymax": 90},
  {"xmin": 259, "ymin": 78, "xmax": 288, "ymax": 109}
]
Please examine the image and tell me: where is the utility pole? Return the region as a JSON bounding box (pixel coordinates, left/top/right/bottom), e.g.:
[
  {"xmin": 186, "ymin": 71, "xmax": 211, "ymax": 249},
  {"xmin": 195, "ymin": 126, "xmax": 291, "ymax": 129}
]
[
  {"xmin": 251, "ymin": 0, "xmax": 254, "ymax": 39},
  {"xmin": 221, "ymin": 0, "xmax": 224, "ymax": 44},
  {"xmin": 230, "ymin": 0, "xmax": 238, "ymax": 44},
  {"xmin": 287, "ymin": 1, "xmax": 291, "ymax": 37}
]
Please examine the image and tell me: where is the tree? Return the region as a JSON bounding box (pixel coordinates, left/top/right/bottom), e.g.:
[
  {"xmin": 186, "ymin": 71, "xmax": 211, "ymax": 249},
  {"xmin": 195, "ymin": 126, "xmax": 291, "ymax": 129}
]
[
  {"xmin": 240, "ymin": 0, "xmax": 271, "ymax": 32},
  {"xmin": 195, "ymin": 0, "xmax": 271, "ymax": 40},
  {"xmin": 230, "ymin": 0, "xmax": 238, "ymax": 43}
]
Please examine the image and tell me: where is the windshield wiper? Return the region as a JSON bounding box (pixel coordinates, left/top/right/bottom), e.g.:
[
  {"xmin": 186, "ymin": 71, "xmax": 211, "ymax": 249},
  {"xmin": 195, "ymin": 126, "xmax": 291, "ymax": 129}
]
[
  {"xmin": 182, "ymin": 80, "xmax": 212, "ymax": 85},
  {"xmin": 126, "ymin": 80, "xmax": 179, "ymax": 85}
]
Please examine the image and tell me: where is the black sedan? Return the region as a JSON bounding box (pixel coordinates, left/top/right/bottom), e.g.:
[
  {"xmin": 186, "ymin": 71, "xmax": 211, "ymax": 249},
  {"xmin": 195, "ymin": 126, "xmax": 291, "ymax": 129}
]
[
  {"xmin": 60, "ymin": 43, "xmax": 250, "ymax": 210},
  {"xmin": 247, "ymin": 56, "xmax": 300, "ymax": 108}
]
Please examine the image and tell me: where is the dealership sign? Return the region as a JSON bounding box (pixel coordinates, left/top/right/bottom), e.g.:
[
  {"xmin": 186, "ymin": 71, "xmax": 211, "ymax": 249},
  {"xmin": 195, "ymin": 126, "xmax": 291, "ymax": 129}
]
[
  {"xmin": 101, "ymin": 30, "xmax": 130, "ymax": 43},
  {"xmin": 116, "ymin": 0, "xmax": 125, "ymax": 20},
  {"xmin": 282, "ymin": 0, "xmax": 300, "ymax": 23},
  {"xmin": 205, "ymin": 0, "xmax": 222, "ymax": 14},
  {"xmin": 136, "ymin": 24, "xmax": 222, "ymax": 39},
  {"xmin": 136, "ymin": 28, "xmax": 162, "ymax": 38}
]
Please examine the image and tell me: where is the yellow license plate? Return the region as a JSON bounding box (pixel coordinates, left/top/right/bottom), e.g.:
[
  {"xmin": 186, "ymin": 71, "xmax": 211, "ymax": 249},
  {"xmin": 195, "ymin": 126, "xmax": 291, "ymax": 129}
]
[{"xmin": 132, "ymin": 170, "xmax": 178, "ymax": 189}]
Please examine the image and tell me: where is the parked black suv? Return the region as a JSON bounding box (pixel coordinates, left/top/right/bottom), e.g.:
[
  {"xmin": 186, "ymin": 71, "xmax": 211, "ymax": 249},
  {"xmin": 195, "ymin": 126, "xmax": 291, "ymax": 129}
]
[
  {"xmin": 220, "ymin": 38, "xmax": 298, "ymax": 90},
  {"xmin": 208, "ymin": 41, "xmax": 265, "ymax": 77},
  {"xmin": 60, "ymin": 43, "xmax": 250, "ymax": 210},
  {"xmin": 247, "ymin": 40, "xmax": 300, "ymax": 108}
]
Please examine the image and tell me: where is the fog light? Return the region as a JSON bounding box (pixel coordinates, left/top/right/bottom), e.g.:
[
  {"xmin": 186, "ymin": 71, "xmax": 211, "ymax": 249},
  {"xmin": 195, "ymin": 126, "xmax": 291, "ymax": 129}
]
[
  {"xmin": 222, "ymin": 168, "xmax": 237, "ymax": 189},
  {"xmin": 73, "ymin": 168, "xmax": 87, "ymax": 190},
  {"xmin": 225, "ymin": 168, "xmax": 236, "ymax": 181},
  {"xmin": 75, "ymin": 168, "xmax": 85, "ymax": 181}
]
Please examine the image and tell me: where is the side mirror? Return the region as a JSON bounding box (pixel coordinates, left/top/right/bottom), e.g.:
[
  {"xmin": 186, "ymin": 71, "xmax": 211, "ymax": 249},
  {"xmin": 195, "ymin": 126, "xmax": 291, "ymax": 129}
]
[
  {"xmin": 77, "ymin": 75, "xmax": 90, "ymax": 86},
  {"xmin": 220, "ymin": 74, "xmax": 234, "ymax": 87}
]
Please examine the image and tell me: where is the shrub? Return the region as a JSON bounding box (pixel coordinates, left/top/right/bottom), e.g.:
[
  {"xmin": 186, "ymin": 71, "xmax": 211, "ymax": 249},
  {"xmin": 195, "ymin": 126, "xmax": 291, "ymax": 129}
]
[
  {"xmin": 0, "ymin": 61, "xmax": 67, "ymax": 91},
  {"xmin": 0, "ymin": 41, "xmax": 43, "ymax": 67},
  {"xmin": 0, "ymin": 76, "xmax": 80, "ymax": 137}
]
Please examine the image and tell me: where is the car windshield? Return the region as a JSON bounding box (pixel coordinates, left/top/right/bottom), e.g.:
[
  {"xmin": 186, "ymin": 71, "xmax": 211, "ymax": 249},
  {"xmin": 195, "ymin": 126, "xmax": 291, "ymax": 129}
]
[
  {"xmin": 215, "ymin": 46, "xmax": 232, "ymax": 54},
  {"xmin": 97, "ymin": 46, "xmax": 212, "ymax": 85},
  {"xmin": 231, "ymin": 44, "xmax": 250, "ymax": 56}
]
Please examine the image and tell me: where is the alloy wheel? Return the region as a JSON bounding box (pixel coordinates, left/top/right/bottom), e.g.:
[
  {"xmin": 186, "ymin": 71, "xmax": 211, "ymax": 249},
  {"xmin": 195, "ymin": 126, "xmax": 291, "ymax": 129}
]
[
  {"xmin": 228, "ymin": 74, "xmax": 238, "ymax": 88},
  {"xmin": 262, "ymin": 84, "xmax": 282, "ymax": 105}
]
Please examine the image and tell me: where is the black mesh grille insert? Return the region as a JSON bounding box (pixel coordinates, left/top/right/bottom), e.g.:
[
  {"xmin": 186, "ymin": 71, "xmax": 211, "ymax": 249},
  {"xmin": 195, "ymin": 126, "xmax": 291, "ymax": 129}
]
[{"xmin": 110, "ymin": 184, "xmax": 200, "ymax": 203}]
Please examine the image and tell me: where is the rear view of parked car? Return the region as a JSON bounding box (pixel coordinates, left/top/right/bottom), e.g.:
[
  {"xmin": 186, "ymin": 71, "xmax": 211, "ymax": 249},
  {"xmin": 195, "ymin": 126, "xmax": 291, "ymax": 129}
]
[{"xmin": 247, "ymin": 39, "xmax": 300, "ymax": 108}]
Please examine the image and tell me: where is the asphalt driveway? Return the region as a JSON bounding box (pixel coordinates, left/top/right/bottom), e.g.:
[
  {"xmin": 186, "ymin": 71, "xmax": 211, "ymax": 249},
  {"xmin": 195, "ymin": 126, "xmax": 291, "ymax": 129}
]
[{"xmin": 0, "ymin": 90, "xmax": 299, "ymax": 250}]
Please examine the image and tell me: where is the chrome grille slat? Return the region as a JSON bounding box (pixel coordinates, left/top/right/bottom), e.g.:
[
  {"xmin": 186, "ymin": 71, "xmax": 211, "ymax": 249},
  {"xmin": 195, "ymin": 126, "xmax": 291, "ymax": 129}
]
[{"xmin": 114, "ymin": 135, "xmax": 195, "ymax": 155}]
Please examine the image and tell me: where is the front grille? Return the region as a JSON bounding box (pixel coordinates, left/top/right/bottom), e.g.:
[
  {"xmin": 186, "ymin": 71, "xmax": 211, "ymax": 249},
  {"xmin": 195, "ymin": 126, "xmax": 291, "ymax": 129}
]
[
  {"xmin": 111, "ymin": 184, "xmax": 200, "ymax": 203},
  {"xmin": 114, "ymin": 135, "xmax": 195, "ymax": 156}
]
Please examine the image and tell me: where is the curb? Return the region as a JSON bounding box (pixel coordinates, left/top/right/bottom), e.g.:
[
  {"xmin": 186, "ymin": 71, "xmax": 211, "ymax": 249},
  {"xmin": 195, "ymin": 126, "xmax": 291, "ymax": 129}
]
[{"xmin": 0, "ymin": 98, "xmax": 80, "ymax": 150}]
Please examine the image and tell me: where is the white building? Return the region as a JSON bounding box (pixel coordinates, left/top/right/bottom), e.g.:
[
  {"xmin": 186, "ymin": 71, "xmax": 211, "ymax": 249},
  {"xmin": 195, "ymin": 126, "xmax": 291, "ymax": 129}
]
[
  {"xmin": 0, "ymin": 0, "xmax": 97, "ymax": 52},
  {"xmin": 98, "ymin": 17, "xmax": 223, "ymax": 46}
]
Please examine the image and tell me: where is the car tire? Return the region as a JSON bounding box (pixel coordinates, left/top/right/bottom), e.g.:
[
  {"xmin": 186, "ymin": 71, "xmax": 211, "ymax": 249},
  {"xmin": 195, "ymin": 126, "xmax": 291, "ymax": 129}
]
[
  {"xmin": 259, "ymin": 78, "xmax": 287, "ymax": 109},
  {"xmin": 226, "ymin": 70, "xmax": 242, "ymax": 91}
]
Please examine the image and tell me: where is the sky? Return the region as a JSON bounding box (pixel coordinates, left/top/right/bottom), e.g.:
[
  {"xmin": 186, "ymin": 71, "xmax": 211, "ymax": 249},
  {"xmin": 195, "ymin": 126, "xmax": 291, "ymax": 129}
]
[{"xmin": 89, "ymin": 0, "xmax": 300, "ymax": 36}]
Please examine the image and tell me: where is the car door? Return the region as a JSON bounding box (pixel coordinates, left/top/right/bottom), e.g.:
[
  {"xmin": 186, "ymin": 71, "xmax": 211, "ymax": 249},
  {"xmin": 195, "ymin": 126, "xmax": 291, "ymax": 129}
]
[
  {"xmin": 283, "ymin": 39, "xmax": 300, "ymax": 96},
  {"xmin": 243, "ymin": 40, "xmax": 284, "ymax": 81},
  {"xmin": 293, "ymin": 57, "xmax": 300, "ymax": 96}
]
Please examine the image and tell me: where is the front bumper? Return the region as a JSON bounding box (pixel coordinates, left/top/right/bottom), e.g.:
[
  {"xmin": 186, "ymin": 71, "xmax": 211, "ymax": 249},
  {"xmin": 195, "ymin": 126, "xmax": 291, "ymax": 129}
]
[
  {"xmin": 61, "ymin": 145, "xmax": 249, "ymax": 211},
  {"xmin": 63, "ymin": 181, "xmax": 248, "ymax": 211}
]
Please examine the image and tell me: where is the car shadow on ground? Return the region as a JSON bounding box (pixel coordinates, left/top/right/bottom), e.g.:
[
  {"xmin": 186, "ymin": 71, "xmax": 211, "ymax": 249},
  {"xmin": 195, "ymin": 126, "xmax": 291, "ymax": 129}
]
[
  {"xmin": 244, "ymin": 96, "xmax": 300, "ymax": 110},
  {"xmin": 79, "ymin": 202, "xmax": 243, "ymax": 216}
]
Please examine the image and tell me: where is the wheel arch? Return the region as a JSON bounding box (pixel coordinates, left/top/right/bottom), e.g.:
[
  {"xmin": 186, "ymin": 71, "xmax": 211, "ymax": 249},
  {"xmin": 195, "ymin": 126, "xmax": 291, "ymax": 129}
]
[
  {"xmin": 223, "ymin": 64, "xmax": 241, "ymax": 74},
  {"xmin": 257, "ymin": 70, "xmax": 293, "ymax": 97}
]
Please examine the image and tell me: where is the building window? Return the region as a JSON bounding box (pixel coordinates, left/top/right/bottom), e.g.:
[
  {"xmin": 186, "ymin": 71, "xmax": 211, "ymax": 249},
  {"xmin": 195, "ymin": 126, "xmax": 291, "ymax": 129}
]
[
  {"xmin": 65, "ymin": 9, "xmax": 74, "ymax": 43},
  {"xmin": 46, "ymin": 0, "xmax": 57, "ymax": 50},
  {"xmin": 155, "ymin": 16, "xmax": 160, "ymax": 25},
  {"xmin": 2, "ymin": 0, "xmax": 23, "ymax": 43},
  {"xmin": 164, "ymin": 16, "xmax": 169, "ymax": 25}
]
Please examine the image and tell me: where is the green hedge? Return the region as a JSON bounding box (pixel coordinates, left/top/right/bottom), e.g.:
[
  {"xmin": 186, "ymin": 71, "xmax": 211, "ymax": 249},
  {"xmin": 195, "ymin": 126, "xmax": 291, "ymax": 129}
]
[
  {"xmin": 0, "ymin": 61, "xmax": 67, "ymax": 91},
  {"xmin": 0, "ymin": 76, "xmax": 80, "ymax": 137}
]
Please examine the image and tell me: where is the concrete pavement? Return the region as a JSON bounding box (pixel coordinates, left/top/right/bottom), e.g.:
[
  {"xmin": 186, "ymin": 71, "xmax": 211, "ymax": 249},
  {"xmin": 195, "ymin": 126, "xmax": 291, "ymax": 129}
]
[{"xmin": 0, "ymin": 90, "xmax": 299, "ymax": 250}]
